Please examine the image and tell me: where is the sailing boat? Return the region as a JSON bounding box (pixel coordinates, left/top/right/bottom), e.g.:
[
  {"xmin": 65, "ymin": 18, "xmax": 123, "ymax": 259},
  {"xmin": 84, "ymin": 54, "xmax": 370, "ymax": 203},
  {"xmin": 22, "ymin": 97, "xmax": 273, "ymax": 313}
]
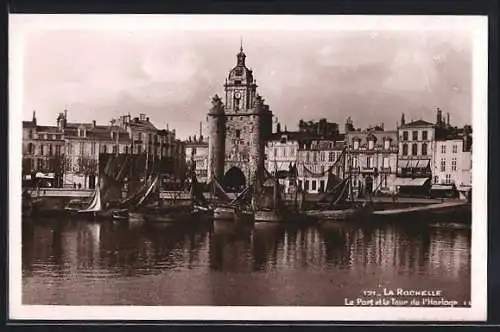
[
  {"xmin": 141, "ymin": 168, "xmax": 212, "ymax": 224},
  {"xmin": 253, "ymin": 173, "xmax": 283, "ymax": 223},
  {"xmin": 210, "ymin": 176, "xmax": 237, "ymax": 220},
  {"xmin": 76, "ymin": 154, "xmax": 129, "ymax": 220},
  {"xmin": 76, "ymin": 180, "xmax": 128, "ymax": 220}
]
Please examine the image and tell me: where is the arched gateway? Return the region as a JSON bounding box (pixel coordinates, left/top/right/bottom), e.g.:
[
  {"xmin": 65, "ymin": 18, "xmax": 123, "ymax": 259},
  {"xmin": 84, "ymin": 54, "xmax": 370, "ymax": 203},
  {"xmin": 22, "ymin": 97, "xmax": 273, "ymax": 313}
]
[{"xmin": 222, "ymin": 167, "xmax": 246, "ymax": 192}]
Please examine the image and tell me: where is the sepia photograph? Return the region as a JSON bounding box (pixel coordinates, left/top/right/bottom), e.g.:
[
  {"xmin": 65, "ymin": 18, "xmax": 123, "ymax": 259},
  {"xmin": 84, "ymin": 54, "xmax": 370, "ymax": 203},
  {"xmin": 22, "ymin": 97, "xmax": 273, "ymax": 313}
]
[{"xmin": 9, "ymin": 14, "xmax": 487, "ymax": 321}]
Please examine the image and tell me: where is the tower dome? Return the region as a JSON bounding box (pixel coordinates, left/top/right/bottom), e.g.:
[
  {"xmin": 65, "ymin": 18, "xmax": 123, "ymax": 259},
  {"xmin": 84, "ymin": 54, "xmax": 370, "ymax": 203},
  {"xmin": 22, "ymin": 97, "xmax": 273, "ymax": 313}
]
[{"xmin": 228, "ymin": 44, "xmax": 254, "ymax": 84}]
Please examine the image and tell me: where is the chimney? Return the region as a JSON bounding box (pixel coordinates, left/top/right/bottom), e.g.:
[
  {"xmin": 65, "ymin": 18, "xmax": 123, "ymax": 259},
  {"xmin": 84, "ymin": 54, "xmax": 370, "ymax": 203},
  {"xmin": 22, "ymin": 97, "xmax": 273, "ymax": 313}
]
[
  {"xmin": 146, "ymin": 117, "xmax": 149, "ymax": 122},
  {"xmin": 32, "ymin": 111, "xmax": 37, "ymax": 125},
  {"xmin": 277, "ymin": 122, "xmax": 281, "ymax": 133},
  {"xmin": 139, "ymin": 113, "xmax": 145, "ymax": 121},
  {"xmin": 199, "ymin": 121, "xmax": 202, "ymax": 137},
  {"xmin": 166, "ymin": 123, "xmax": 169, "ymax": 131},
  {"xmin": 92, "ymin": 120, "xmax": 96, "ymax": 128},
  {"xmin": 401, "ymin": 113, "xmax": 406, "ymax": 126},
  {"xmin": 436, "ymin": 108, "xmax": 442, "ymax": 125}
]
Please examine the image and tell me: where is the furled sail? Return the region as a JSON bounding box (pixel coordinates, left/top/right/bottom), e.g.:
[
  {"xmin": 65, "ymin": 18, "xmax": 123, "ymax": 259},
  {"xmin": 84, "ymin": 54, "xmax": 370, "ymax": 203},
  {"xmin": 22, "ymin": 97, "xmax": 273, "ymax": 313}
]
[
  {"xmin": 210, "ymin": 177, "xmax": 232, "ymax": 203},
  {"xmin": 135, "ymin": 175, "xmax": 160, "ymax": 208},
  {"xmin": 78, "ymin": 187, "xmax": 102, "ymax": 212},
  {"xmin": 319, "ymin": 178, "xmax": 350, "ymax": 204}
]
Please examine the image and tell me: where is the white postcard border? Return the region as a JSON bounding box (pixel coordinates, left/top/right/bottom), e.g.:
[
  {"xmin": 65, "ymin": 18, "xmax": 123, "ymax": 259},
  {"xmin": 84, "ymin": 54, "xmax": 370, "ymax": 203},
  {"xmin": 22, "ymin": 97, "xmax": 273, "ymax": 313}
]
[{"xmin": 8, "ymin": 14, "xmax": 489, "ymax": 321}]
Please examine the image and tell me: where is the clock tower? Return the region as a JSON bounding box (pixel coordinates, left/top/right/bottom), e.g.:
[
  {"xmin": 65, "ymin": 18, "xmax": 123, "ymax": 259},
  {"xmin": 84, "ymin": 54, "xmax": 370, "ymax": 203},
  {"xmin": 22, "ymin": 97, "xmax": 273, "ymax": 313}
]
[{"xmin": 207, "ymin": 44, "xmax": 272, "ymax": 190}]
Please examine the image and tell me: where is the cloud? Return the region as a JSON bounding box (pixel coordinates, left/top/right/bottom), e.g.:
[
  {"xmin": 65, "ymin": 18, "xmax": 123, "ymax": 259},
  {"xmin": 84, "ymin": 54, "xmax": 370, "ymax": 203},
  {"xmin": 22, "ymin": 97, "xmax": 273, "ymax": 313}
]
[{"xmin": 20, "ymin": 29, "xmax": 472, "ymax": 139}]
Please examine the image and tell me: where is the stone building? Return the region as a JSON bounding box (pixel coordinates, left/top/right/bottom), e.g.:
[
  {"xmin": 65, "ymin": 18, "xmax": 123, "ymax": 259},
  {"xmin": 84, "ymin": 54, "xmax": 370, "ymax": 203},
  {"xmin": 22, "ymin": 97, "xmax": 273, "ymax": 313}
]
[
  {"xmin": 207, "ymin": 45, "xmax": 273, "ymax": 191},
  {"xmin": 56, "ymin": 110, "xmax": 131, "ymax": 189},
  {"xmin": 297, "ymin": 137, "xmax": 346, "ymax": 194},
  {"xmin": 185, "ymin": 132, "xmax": 209, "ymax": 184},
  {"xmin": 433, "ymin": 138, "xmax": 472, "ymax": 189},
  {"xmin": 265, "ymin": 131, "xmax": 301, "ymax": 193},
  {"xmin": 394, "ymin": 113, "xmax": 435, "ymax": 196},
  {"xmin": 345, "ymin": 124, "xmax": 398, "ymax": 198},
  {"xmin": 432, "ymin": 111, "xmax": 472, "ymax": 192},
  {"xmin": 22, "ymin": 110, "xmax": 186, "ymax": 189},
  {"xmin": 22, "ymin": 111, "xmax": 65, "ymax": 187}
]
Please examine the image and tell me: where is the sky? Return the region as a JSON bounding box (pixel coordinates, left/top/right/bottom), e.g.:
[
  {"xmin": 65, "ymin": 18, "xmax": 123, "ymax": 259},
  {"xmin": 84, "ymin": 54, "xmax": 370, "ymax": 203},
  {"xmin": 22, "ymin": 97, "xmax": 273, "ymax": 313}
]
[{"xmin": 16, "ymin": 17, "xmax": 473, "ymax": 140}]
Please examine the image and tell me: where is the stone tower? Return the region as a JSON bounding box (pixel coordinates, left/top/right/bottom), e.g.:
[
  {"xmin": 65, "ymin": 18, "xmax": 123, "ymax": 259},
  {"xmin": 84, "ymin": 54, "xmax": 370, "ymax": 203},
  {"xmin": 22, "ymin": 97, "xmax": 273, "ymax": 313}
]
[
  {"xmin": 207, "ymin": 94, "xmax": 226, "ymax": 181},
  {"xmin": 207, "ymin": 44, "xmax": 272, "ymax": 188}
]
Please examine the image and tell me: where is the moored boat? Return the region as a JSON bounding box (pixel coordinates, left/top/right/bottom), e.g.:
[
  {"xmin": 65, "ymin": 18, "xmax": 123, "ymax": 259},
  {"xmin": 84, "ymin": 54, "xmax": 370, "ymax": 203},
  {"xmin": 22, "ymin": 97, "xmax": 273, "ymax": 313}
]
[{"xmin": 213, "ymin": 206, "xmax": 235, "ymax": 220}]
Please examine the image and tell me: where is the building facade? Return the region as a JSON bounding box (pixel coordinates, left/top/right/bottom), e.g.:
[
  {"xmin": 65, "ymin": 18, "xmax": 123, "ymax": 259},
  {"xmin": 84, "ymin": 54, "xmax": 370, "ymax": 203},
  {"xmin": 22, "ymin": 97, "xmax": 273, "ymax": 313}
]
[
  {"xmin": 22, "ymin": 111, "xmax": 186, "ymax": 189},
  {"xmin": 433, "ymin": 138, "xmax": 472, "ymax": 189},
  {"xmin": 207, "ymin": 46, "xmax": 273, "ymax": 191},
  {"xmin": 265, "ymin": 132, "xmax": 300, "ymax": 193},
  {"xmin": 22, "ymin": 112, "xmax": 65, "ymax": 187},
  {"xmin": 346, "ymin": 126, "xmax": 398, "ymax": 197},
  {"xmin": 185, "ymin": 134, "xmax": 209, "ymax": 184},
  {"xmin": 297, "ymin": 138, "xmax": 345, "ymax": 194}
]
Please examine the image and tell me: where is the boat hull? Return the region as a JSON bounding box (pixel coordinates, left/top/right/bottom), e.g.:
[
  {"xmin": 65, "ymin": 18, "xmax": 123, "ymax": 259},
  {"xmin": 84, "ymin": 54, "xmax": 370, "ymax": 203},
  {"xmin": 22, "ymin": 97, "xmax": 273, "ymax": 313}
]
[
  {"xmin": 372, "ymin": 201, "xmax": 471, "ymax": 223},
  {"xmin": 254, "ymin": 210, "xmax": 282, "ymax": 223},
  {"xmin": 213, "ymin": 207, "xmax": 235, "ymax": 220}
]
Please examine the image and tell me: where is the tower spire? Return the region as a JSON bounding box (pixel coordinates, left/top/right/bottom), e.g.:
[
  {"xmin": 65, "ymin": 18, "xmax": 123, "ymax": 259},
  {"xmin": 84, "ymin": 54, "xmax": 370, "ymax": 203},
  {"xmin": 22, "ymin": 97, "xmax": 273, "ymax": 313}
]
[{"xmin": 240, "ymin": 37, "xmax": 243, "ymax": 52}]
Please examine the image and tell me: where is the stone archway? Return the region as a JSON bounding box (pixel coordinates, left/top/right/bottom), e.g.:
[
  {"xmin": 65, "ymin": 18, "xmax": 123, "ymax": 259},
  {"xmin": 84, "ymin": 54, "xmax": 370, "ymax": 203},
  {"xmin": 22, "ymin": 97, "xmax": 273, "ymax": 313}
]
[{"xmin": 222, "ymin": 167, "xmax": 246, "ymax": 192}]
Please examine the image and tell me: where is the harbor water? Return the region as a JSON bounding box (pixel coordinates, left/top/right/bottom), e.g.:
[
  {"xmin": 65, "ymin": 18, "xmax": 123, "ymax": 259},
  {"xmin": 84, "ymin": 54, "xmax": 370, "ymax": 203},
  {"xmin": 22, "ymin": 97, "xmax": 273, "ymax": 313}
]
[{"xmin": 22, "ymin": 217, "xmax": 471, "ymax": 306}]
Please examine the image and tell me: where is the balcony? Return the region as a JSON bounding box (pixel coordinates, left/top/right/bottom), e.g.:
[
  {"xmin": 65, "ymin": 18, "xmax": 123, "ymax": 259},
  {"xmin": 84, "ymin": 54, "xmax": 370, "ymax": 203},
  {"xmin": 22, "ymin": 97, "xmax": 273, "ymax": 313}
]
[
  {"xmin": 349, "ymin": 166, "xmax": 360, "ymax": 174},
  {"xmin": 361, "ymin": 167, "xmax": 376, "ymax": 173},
  {"xmin": 380, "ymin": 167, "xmax": 392, "ymax": 174}
]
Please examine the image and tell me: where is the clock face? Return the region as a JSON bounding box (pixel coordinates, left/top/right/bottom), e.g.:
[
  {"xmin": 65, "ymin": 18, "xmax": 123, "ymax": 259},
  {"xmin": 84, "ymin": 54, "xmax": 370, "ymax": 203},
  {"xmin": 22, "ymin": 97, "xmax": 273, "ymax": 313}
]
[{"xmin": 234, "ymin": 91, "xmax": 241, "ymax": 99}]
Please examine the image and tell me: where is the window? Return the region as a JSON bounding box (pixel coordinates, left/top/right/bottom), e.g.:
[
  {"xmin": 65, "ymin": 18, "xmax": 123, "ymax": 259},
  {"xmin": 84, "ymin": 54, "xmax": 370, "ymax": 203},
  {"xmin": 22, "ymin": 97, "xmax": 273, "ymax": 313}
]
[
  {"xmin": 412, "ymin": 131, "xmax": 418, "ymax": 141},
  {"xmin": 49, "ymin": 144, "xmax": 53, "ymax": 156},
  {"xmin": 311, "ymin": 180, "xmax": 317, "ymax": 191},
  {"xmin": 312, "ymin": 152, "xmax": 317, "ymax": 162},
  {"xmin": 55, "ymin": 145, "xmax": 61, "ymax": 156},
  {"xmin": 383, "ymin": 157, "xmax": 389, "ymax": 168},
  {"xmin": 304, "ymin": 180, "xmax": 310, "ymax": 191},
  {"xmin": 125, "ymin": 146, "xmax": 129, "ymax": 154},
  {"xmin": 40, "ymin": 144, "xmax": 45, "ymax": 156},
  {"xmin": 440, "ymin": 158, "xmax": 446, "ymax": 172},
  {"xmin": 236, "ymin": 130, "xmax": 241, "ymax": 138},
  {"xmin": 328, "ymin": 151, "xmax": 334, "ymax": 162},
  {"xmin": 445, "ymin": 174, "xmax": 452, "ymax": 184},
  {"xmin": 422, "ymin": 143, "xmax": 428, "ymax": 156},
  {"xmin": 402, "ymin": 144, "xmax": 408, "ymax": 156},
  {"xmin": 367, "ymin": 156, "xmax": 372, "ymax": 168},
  {"xmin": 451, "ymin": 158, "xmax": 457, "ymax": 171},
  {"xmin": 384, "ymin": 140, "xmax": 390, "ymax": 150},
  {"xmin": 403, "ymin": 131, "xmax": 408, "ymax": 141},
  {"xmin": 434, "ymin": 176, "xmax": 438, "ymax": 184},
  {"xmin": 452, "ymin": 145, "xmax": 458, "ymax": 153},
  {"xmin": 353, "ymin": 140, "xmax": 359, "ymax": 150},
  {"xmin": 422, "ymin": 131, "xmax": 428, "ymax": 141},
  {"xmin": 305, "ymin": 152, "xmax": 310, "ymax": 163},
  {"xmin": 273, "ymin": 148, "xmax": 277, "ymax": 157},
  {"xmin": 411, "ymin": 143, "xmax": 418, "ymax": 156},
  {"xmin": 298, "ymin": 180, "xmax": 303, "ymax": 190},
  {"xmin": 27, "ymin": 143, "xmax": 33, "ymax": 155},
  {"xmin": 368, "ymin": 140, "xmax": 374, "ymax": 150},
  {"xmin": 320, "ymin": 180, "xmax": 325, "ymax": 192},
  {"xmin": 352, "ymin": 157, "xmax": 358, "ymax": 168},
  {"xmin": 320, "ymin": 152, "xmax": 325, "ymax": 162},
  {"xmin": 441, "ymin": 145, "xmax": 446, "ymax": 154},
  {"xmin": 80, "ymin": 142, "xmax": 84, "ymax": 155},
  {"xmin": 91, "ymin": 143, "xmax": 96, "ymax": 155}
]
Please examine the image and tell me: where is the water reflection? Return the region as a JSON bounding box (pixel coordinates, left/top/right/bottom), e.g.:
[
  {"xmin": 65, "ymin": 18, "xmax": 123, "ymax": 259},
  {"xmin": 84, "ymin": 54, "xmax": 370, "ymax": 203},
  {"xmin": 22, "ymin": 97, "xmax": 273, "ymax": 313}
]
[{"xmin": 22, "ymin": 218, "xmax": 471, "ymax": 305}]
